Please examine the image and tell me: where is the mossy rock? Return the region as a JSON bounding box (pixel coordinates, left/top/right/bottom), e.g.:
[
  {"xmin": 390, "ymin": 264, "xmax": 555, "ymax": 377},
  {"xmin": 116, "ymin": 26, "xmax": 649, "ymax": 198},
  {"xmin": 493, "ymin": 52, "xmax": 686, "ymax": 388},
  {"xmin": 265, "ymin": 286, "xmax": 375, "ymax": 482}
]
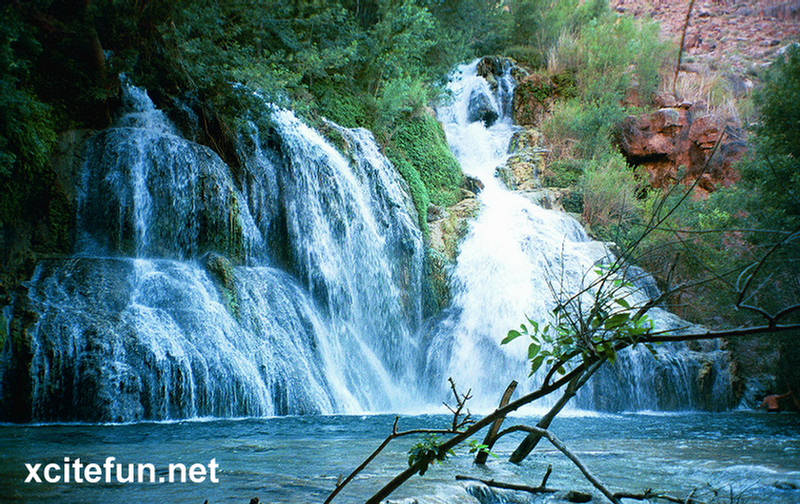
[
  {"xmin": 426, "ymin": 197, "xmax": 481, "ymax": 310},
  {"xmin": 513, "ymin": 70, "xmax": 578, "ymax": 126},
  {"xmin": 203, "ymin": 252, "xmax": 240, "ymax": 319},
  {"xmin": 497, "ymin": 127, "xmax": 547, "ymax": 190},
  {"xmin": 386, "ymin": 112, "xmax": 464, "ymax": 231},
  {"xmin": 426, "ymin": 248, "xmax": 452, "ymax": 310}
]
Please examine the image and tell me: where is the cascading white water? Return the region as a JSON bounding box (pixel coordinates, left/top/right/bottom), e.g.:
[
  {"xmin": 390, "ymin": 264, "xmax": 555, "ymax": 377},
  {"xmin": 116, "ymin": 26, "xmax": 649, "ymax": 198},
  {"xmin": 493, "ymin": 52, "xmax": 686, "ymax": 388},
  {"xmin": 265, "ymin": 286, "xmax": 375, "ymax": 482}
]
[
  {"xmin": 0, "ymin": 65, "xmax": 733, "ymax": 422},
  {"xmin": 427, "ymin": 60, "xmax": 732, "ymax": 411},
  {"xmin": 1, "ymin": 82, "xmax": 426, "ymax": 421}
]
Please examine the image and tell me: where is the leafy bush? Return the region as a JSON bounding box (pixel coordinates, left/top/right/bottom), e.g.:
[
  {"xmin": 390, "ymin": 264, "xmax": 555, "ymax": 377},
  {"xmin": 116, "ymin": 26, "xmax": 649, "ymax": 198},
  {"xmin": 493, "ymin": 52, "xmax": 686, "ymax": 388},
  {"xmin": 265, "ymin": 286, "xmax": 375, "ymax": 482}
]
[
  {"xmin": 739, "ymin": 45, "xmax": 800, "ymax": 229},
  {"xmin": 580, "ymin": 153, "xmax": 644, "ymax": 234}
]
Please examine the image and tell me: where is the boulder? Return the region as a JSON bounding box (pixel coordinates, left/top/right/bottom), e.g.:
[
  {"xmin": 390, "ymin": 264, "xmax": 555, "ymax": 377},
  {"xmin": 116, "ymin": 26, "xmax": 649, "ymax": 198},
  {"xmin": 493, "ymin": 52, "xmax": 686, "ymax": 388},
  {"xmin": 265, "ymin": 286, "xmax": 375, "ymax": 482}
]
[{"xmin": 467, "ymin": 88, "xmax": 499, "ymax": 126}]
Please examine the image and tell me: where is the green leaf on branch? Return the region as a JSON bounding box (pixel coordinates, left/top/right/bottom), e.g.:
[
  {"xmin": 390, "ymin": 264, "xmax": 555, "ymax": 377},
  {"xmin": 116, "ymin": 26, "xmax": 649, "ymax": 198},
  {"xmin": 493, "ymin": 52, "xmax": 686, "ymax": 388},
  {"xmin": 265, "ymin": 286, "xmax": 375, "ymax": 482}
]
[
  {"xmin": 604, "ymin": 313, "xmax": 630, "ymax": 329},
  {"xmin": 528, "ymin": 342, "xmax": 540, "ymax": 359},
  {"xmin": 502, "ymin": 330, "xmax": 522, "ymax": 344},
  {"xmin": 529, "ymin": 355, "xmax": 545, "ymax": 376}
]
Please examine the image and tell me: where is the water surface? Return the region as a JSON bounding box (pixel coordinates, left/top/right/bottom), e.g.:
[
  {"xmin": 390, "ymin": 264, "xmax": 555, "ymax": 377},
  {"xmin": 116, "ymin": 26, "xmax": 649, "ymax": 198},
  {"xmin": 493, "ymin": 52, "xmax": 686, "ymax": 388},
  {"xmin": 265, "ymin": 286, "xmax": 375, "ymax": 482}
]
[{"xmin": 1, "ymin": 412, "xmax": 798, "ymax": 503}]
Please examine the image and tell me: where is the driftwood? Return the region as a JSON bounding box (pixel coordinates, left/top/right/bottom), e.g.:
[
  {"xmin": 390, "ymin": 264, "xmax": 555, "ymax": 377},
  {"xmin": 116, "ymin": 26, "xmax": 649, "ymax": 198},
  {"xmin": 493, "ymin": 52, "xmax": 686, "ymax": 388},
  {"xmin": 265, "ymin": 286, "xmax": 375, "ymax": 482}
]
[
  {"xmin": 474, "ymin": 380, "xmax": 517, "ymax": 464},
  {"xmin": 509, "ymin": 360, "xmax": 603, "ymax": 463},
  {"xmin": 455, "ymin": 474, "xmax": 558, "ymax": 494},
  {"xmin": 455, "ymin": 475, "xmax": 707, "ymax": 504},
  {"xmin": 613, "ymin": 488, "xmax": 706, "ymax": 504}
]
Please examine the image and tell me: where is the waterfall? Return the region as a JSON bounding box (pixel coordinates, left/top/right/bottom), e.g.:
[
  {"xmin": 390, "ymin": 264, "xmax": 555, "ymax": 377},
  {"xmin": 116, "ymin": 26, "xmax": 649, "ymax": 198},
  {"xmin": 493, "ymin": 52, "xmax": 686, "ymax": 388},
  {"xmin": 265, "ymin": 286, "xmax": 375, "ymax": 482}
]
[
  {"xmin": 0, "ymin": 82, "xmax": 424, "ymax": 421},
  {"xmin": 0, "ymin": 64, "xmax": 733, "ymax": 422},
  {"xmin": 425, "ymin": 60, "xmax": 732, "ymax": 411}
]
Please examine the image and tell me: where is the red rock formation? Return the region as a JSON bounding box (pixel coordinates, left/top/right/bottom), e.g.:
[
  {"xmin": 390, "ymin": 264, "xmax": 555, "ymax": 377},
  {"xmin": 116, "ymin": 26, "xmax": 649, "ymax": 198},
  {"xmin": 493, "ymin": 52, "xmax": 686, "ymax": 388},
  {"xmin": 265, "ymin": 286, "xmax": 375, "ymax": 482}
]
[{"xmin": 619, "ymin": 99, "xmax": 746, "ymax": 195}]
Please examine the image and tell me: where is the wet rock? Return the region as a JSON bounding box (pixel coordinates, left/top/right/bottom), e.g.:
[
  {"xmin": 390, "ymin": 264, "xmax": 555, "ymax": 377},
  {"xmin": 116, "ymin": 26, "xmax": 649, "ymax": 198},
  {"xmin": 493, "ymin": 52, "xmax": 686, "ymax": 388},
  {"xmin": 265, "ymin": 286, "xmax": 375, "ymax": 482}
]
[
  {"xmin": 463, "ymin": 175, "xmax": 485, "ymax": 194},
  {"xmin": 467, "ymin": 88, "xmax": 499, "ymax": 126},
  {"xmin": 496, "ymin": 127, "xmax": 547, "ymax": 190},
  {"xmin": 427, "ymin": 197, "xmax": 480, "ymax": 309},
  {"xmin": 774, "ymin": 481, "xmax": 799, "ymax": 490},
  {"xmin": 427, "ymin": 204, "xmax": 446, "ymax": 222},
  {"xmin": 429, "ymin": 199, "xmax": 480, "ymax": 263},
  {"xmin": 737, "ymin": 374, "xmax": 778, "ymax": 408},
  {"xmin": 515, "ymin": 188, "xmax": 570, "ymax": 212},
  {"xmin": 564, "ymin": 490, "xmax": 593, "ymax": 502}
]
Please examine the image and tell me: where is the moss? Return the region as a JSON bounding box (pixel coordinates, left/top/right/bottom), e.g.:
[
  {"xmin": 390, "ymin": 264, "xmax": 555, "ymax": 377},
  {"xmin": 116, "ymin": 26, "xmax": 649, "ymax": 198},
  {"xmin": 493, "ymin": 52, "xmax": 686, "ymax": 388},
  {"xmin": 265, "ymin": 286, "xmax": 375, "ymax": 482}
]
[
  {"xmin": 426, "ymin": 248, "xmax": 451, "ymax": 309},
  {"xmin": 203, "ymin": 252, "xmax": 241, "ymax": 320},
  {"xmin": 0, "ymin": 310, "xmax": 7, "ymax": 352},
  {"xmin": 385, "ymin": 113, "xmax": 464, "ymax": 230},
  {"xmin": 390, "ymin": 154, "xmax": 431, "ymax": 233},
  {"xmin": 316, "ymin": 120, "xmax": 351, "ymax": 158}
]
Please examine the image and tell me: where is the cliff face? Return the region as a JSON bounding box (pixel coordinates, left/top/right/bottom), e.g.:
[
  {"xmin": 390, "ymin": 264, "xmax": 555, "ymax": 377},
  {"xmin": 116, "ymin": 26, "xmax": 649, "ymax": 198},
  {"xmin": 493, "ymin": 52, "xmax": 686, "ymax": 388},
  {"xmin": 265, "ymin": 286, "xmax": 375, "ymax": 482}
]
[
  {"xmin": 619, "ymin": 97, "xmax": 747, "ymax": 196},
  {"xmin": 612, "ymin": 0, "xmax": 800, "ymax": 72}
]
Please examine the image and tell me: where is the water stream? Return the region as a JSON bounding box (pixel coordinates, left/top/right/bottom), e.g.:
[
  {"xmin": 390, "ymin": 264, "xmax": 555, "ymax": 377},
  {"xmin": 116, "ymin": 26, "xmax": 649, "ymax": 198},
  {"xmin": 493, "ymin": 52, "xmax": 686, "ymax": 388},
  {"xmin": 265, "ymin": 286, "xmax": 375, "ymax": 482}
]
[
  {"xmin": 1, "ymin": 413, "xmax": 798, "ymax": 503},
  {"xmin": 425, "ymin": 60, "xmax": 732, "ymax": 411}
]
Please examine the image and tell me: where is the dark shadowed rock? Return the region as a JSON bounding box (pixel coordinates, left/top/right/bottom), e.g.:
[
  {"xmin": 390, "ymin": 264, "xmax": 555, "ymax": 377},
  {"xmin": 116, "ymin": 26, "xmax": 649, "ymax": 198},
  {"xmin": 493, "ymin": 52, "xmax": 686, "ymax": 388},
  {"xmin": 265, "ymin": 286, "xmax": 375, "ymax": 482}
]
[{"xmin": 467, "ymin": 88, "xmax": 499, "ymax": 126}]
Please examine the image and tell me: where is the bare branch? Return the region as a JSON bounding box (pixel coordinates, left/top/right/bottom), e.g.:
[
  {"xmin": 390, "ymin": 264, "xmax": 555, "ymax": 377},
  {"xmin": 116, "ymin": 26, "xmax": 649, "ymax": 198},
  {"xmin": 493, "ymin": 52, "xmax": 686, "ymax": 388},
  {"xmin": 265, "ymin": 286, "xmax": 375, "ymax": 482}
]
[
  {"xmin": 673, "ymin": 0, "xmax": 696, "ymax": 96},
  {"xmin": 474, "ymin": 380, "xmax": 517, "ymax": 464},
  {"xmin": 493, "ymin": 425, "xmax": 622, "ymax": 504},
  {"xmin": 454, "ymin": 474, "xmax": 557, "ymax": 494},
  {"xmin": 614, "ymin": 489, "xmax": 705, "ymax": 504},
  {"xmin": 643, "ymin": 322, "xmax": 800, "ymax": 343},
  {"xmin": 510, "ymin": 359, "xmax": 606, "ymax": 464}
]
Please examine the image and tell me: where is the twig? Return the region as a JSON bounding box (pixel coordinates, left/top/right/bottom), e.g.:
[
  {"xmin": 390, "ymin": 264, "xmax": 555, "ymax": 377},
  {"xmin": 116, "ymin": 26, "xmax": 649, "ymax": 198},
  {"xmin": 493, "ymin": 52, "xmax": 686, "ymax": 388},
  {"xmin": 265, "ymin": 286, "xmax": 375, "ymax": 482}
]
[
  {"xmin": 324, "ymin": 415, "xmax": 464, "ymax": 504},
  {"xmin": 540, "ymin": 464, "xmax": 553, "ymax": 488},
  {"xmin": 673, "ymin": 0, "xmax": 696, "ymax": 97}
]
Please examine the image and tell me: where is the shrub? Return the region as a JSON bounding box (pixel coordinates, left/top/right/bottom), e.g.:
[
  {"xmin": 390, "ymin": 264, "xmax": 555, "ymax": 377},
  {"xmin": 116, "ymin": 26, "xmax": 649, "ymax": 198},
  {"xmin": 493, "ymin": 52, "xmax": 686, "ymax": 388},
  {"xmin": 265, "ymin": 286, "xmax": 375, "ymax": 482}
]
[{"xmin": 580, "ymin": 153, "xmax": 644, "ymax": 232}]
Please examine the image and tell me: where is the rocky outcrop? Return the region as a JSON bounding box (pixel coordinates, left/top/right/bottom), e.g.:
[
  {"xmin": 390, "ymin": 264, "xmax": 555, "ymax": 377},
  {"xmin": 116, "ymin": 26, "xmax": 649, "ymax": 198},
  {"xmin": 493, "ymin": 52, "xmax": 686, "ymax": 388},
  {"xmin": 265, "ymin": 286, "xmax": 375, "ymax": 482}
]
[
  {"xmin": 496, "ymin": 127, "xmax": 546, "ymax": 190},
  {"xmin": 427, "ymin": 196, "xmax": 481, "ymax": 308},
  {"xmin": 619, "ymin": 98, "xmax": 747, "ymax": 195}
]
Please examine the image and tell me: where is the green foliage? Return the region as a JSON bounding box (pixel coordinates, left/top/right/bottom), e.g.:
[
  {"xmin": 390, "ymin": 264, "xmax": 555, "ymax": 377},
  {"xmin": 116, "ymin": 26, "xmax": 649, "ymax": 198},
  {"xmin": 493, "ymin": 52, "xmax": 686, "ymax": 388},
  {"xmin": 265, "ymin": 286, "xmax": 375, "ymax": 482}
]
[
  {"xmin": 467, "ymin": 439, "xmax": 497, "ymax": 458},
  {"xmin": 385, "ymin": 113, "xmax": 464, "ymax": 228},
  {"xmin": 0, "ymin": 5, "xmax": 57, "ymax": 225},
  {"xmin": 408, "ymin": 434, "xmax": 454, "ymax": 475},
  {"xmin": 544, "ymin": 159, "xmax": 583, "ymax": 188},
  {"xmin": 580, "ymin": 153, "xmax": 645, "ymax": 236},
  {"xmin": 738, "ymin": 45, "xmax": 800, "ymax": 228},
  {"xmin": 503, "ymin": 266, "xmax": 656, "ymax": 376}
]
